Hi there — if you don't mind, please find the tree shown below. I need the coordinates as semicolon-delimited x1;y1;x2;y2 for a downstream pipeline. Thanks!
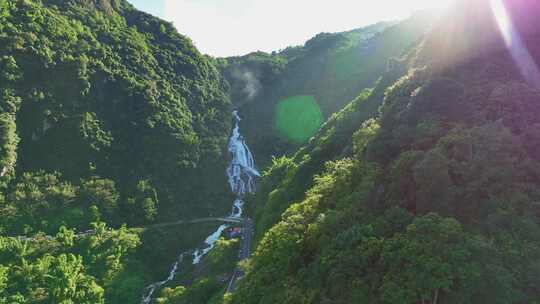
45;254;104;304
80;177;119;217
380;214;482;304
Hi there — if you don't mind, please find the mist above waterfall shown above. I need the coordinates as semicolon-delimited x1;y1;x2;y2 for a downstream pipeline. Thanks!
232;68;262;100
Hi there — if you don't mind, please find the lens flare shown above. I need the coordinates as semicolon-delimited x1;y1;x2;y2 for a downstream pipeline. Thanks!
274;95;323;143
490;0;540;88
490;0;512;45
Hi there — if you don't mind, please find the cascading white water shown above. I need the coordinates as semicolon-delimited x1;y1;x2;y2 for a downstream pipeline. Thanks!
230;199;244;218
141;251;190;304
141;111;259;304
226;110;260;224
192;224;229;264
192;110;260;266
227;111;261;196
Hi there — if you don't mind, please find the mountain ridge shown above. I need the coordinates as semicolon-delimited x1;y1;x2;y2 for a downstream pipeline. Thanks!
229;1;540;303
2;0;540;303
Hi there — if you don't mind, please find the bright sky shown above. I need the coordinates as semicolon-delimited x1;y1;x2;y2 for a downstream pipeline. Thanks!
128;0;454;57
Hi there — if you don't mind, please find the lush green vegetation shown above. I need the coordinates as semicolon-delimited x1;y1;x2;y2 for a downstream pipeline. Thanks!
252;75;402;243
3;0;540;302
0;0;233;302
232;15;540;303
0;0;232;227
0;223;141;303
220;15;434;166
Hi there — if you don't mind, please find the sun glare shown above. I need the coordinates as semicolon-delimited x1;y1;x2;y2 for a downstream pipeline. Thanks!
490;0;540;88
164;0;457;57
490;0;512;45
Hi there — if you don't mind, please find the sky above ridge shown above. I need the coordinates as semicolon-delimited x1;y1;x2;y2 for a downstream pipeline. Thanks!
128;0;454;57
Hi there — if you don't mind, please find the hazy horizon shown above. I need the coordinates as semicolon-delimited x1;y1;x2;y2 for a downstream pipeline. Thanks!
129;0;454;57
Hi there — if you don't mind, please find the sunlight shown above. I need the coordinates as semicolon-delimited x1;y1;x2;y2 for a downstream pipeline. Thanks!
490;0;540;88
164;0;456;57
490;0;512;45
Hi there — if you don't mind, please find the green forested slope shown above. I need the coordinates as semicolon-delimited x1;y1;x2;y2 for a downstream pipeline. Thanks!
220;14;435;166
233;3;540;303
0;0;232;234
3;0;540;303
0;0;232;302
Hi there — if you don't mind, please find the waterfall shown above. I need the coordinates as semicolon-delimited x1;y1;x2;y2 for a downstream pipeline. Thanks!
227;110;261;196
141;251;190;304
230;199;244;218
192;224;230;264
141;110;259;304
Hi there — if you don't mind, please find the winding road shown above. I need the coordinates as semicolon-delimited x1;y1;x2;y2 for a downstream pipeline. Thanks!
226;217;254;292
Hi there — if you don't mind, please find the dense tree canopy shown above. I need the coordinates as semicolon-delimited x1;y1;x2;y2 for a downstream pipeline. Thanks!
2;0;540;303
0;0;233;226
231;5;540;303
0;0;232;302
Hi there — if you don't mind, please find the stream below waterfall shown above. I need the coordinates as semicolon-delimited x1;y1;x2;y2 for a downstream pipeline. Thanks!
141;111;260;304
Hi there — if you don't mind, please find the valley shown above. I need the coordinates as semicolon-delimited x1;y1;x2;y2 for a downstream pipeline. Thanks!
1;0;540;303
142;110;259;303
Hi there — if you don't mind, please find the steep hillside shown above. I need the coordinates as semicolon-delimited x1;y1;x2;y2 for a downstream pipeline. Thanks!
0;1;233;302
0;0;232;234
220;14;435;166
233;1;540;303
4;0;540;303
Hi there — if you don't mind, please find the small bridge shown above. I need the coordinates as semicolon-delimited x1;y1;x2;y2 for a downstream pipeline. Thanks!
145;217;244;229
13;217;245;242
